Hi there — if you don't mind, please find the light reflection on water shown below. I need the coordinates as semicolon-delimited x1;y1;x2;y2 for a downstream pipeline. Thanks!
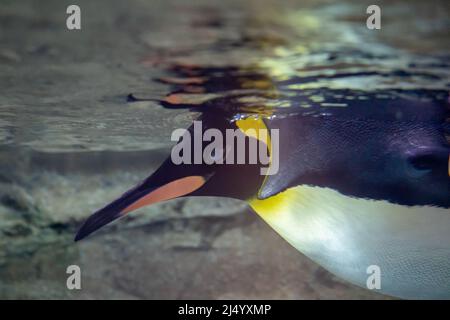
1;1;448;153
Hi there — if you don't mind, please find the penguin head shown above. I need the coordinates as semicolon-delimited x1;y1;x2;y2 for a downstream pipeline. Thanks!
75;113;268;241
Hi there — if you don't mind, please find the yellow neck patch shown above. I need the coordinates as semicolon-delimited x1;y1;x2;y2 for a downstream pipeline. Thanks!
235;116;273;195
235;117;272;154
249;188;294;219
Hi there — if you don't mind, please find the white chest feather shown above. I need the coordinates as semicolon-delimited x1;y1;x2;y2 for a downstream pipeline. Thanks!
250;185;450;299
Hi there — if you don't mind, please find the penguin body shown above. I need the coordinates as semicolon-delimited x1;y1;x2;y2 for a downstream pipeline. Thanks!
75;90;450;299
252;185;450;299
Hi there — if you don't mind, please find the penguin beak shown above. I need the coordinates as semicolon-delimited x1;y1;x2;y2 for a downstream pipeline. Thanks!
74;174;207;241
122;176;206;213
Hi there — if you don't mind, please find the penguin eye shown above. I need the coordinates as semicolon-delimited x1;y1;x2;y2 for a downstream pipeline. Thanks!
204;146;225;164
206;145;232;164
210;148;222;160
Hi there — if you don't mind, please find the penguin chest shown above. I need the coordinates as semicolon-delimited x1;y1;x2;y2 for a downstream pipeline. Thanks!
250;185;450;299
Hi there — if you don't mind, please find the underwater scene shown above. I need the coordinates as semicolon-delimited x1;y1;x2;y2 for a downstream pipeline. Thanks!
0;0;449;299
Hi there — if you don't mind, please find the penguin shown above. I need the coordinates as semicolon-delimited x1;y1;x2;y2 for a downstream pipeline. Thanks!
75;90;450;299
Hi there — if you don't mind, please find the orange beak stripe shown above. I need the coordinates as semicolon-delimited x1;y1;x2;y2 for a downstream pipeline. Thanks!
122;176;206;214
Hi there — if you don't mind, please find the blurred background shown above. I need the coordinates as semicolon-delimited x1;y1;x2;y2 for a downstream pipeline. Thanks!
0;0;448;299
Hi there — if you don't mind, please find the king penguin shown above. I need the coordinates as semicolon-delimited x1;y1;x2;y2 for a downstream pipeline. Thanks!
75;91;450;299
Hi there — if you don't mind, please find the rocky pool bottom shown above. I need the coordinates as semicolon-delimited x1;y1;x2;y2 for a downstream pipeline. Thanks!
0;149;391;299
